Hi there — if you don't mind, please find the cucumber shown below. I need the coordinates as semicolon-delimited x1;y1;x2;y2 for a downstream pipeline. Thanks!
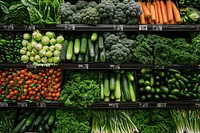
60;40;68;62
100;78;104;100
104;73;110;97
160;86;169;94
13;118;27;133
19;123;27;133
178;79;186;89
168;78;176;84
122;74;131;100
175;81;181;89
126;71;134;81
98;36;104;50
109;73;116;91
121;88;126;102
88;38;95;58
72;50;77;62
150;75;154;87
171;89;180;95
84;48;89;62
111;92;115;100
74;35;80;54
44;124;50;131
100;47;106;62
38;125;45;133
34;116;43;127
175;73;188;83
48;112;55;126
128;80;136;102
66;38;74;60
169;94;179;100
141;69;152;74
77;53;84;62
94;41;99;62
42;111;51;124
25;112;36;127
80;34;87;53
91;32;98;41
28;120;35;132
168;69;181;74
114;73;121;99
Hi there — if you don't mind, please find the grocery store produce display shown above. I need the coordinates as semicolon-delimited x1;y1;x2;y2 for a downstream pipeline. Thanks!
0;68;62;101
13;109;56;133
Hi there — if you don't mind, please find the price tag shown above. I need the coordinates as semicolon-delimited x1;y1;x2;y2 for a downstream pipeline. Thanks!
138;102;149;108
155;65;165;69
24;25;35;30
26;63;36;69
78;64;89;69
139;25;148;31
17;102;28;107
152;25;162;31
196;25;200;31
156;103;167;108
108;103;119;108
109;64;120;69
3;25;14;30
195;103;200;108
113;25;124;31
64;24;75;30
0;102;8;107
36;102;46;108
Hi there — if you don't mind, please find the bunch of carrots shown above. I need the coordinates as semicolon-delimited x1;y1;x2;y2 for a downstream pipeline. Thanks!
0;68;62;102
138;0;182;24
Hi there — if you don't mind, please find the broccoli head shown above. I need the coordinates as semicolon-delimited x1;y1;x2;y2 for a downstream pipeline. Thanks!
61;2;76;24
125;1;142;18
75;0;88;10
88;1;98;8
110;43;131;64
81;7;100;25
104;34;120;50
72;12;82;24
112;3;127;24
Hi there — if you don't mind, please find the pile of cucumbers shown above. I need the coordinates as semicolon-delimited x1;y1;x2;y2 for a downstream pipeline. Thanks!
100;70;136;102
13;109;56;133
61;32;105;63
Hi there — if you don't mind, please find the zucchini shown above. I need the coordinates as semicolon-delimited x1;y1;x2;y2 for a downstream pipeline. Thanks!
44;124;50;131
121;88;126;102
126;71;134;81
100;78;104;100
98;36;104;50
19;123;27;133
88;38;95;58
25;112;36;127
100;47;106;62
168;69;181;74
104;96;110;102
34;115;43;127
48;112;55;126
41;109;48;116
175;73;188;83
74;35;80;54
114;73;121;99
38;125;45;133
28;120;35;132
80;34;87;53
66;38;74;60
72;50;77;62
128;80;136;102
160;86;169;94
84;48;89;62
94;41;99;62
122;74;131;100
109;73;116;91
42;111;51;124
104;73;110;97
111;92;115;100
91;32;98;41
60;40;68;62
150;75;154;87
178;79;186;89
13;118;27;133
77;53;84;62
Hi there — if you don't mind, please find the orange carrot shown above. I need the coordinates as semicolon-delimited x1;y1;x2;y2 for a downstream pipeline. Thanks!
140;2;151;19
150;4;156;21
160;0;168;24
170;13;175;24
147;2;152;24
152;21;155;24
153;1;159;24
147;1;151;9
166;0;173;22
138;2;146;24
164;3;169;23
156;0;163;24
171;1;181;23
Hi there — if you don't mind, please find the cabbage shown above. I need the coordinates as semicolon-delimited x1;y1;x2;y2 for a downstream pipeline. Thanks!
55;43;62;50
31;49;37;56
46;51;53;57
43;46;49;51
35;55;41;62
30;56;35;62
41;36;50;45
21;55;29;63
27;45;33;51
53;57;60;64
41;57;48;63
35;43;42;50
23;33;31;40
56;35;64;44
39;49;46;57
22;47;27;51
49;45;55;52
20;49;26;55
32;30;42;41
48;57;53;63
53;50;60;57
50;38;57;45
22;40;29;47
31;41;38;48
45;32;56;39
26;51;31;56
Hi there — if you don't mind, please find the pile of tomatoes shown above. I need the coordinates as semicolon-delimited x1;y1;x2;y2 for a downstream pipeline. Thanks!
0;68;62;101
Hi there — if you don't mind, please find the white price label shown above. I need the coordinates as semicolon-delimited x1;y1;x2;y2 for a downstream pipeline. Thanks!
0;102;8;107
139;102;149;108
156;103;167;108
3;25;14;30
152;25;162;31
17;102;28;107
36;102;46;108
78;64;89;69
26;64;36;69
108;103;119;108
195;103;200;108
113;25;124;31
64;24;75;30
24;25;35;30
139;25;148;31
109;65;120;69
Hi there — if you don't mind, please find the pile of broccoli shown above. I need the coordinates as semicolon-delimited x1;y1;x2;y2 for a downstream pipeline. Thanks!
60;0;142;25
